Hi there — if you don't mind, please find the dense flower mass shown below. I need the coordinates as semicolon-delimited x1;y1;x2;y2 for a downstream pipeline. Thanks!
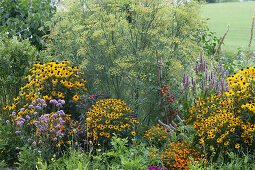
86;99;138;144
3;60;87;148
150;141;203;169
144;124;169;148
187;67;255;159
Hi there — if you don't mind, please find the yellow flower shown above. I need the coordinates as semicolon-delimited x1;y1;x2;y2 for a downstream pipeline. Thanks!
72;94;80;101
131;131;136;136
235;143;240;149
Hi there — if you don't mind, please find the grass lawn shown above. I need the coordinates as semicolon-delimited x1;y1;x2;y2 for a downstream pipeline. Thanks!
201;2;255;52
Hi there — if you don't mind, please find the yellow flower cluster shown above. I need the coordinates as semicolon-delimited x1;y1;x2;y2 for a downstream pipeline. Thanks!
86;99;138;143
144;124;169;147
187;67;255;158
3;60;87;148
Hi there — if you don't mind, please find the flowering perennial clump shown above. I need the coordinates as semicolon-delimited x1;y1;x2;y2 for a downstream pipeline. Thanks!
3;60;87;149
144;124;169;148
86;99;138;145
187;67;255;160
150;141;203;170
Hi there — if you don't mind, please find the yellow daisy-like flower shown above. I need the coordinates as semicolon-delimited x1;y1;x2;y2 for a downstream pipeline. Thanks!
72;94;80;101
131;131;136;136
235;143;240;149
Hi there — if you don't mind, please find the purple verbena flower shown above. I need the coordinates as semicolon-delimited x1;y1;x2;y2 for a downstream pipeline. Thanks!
6;120;10;124
42;104;47;108
20;108;25;112
16;147;19;150
32;141;36;145
34;112;38;115
56;103;62;108
15;131;21;134
12;112;16;116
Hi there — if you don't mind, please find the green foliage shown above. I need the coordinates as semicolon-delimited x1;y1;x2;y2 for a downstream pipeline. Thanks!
45;0;207;124
0;33;38;108
0;119;22;165
0;0;57;50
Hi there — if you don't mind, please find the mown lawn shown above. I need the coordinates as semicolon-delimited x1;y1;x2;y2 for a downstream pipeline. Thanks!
202;2;255;51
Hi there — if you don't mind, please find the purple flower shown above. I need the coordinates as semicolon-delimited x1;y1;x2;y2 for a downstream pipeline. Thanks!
58;99;65;105
34;112;38;115
49;99;57;104
32;141;36;145
52;113;58;118
56;103;63;108
55;124;61;129
39;140;42;143
35;105;41;109
20;108;25;112
54;137;57;141
6;120;10;124
58;118;65;124
33;148;37;151
15;131;21;134
17;121;24;126
16;147;19;150
33;120;39;126
56;130;62;137
26;115;30;120
42;104;47;108
57;110;65;116
12;112;16;116
32;101;36;104
28;105;34;109
51;129;56;132
27;138;32;142
37;98;42;103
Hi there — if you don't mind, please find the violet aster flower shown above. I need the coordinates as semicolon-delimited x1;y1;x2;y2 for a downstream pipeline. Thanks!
56;103;62;108
26;115;30;120
32;141;36;145
17;121;24;126
6;120;10;124
16;147;19;150
56;130;62;136
20;108;25;112
34;111;38;115
28;105;34;109
35;105;41;109
52;113;58;118
58;118;65;124
59;99;65;105
49;99;57;104
42;104;47;108
57;110;65;116
55;124;61;129
33;120;39;126
40;99;45;103
12;112;16;116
